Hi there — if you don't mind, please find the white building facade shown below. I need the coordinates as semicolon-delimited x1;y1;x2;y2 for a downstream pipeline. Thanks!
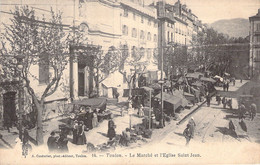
249;9;260;78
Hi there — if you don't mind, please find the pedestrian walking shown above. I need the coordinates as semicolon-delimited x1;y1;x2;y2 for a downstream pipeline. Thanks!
223;80;226;91
188;117;196;138
206;94;211;107
222;97;227;109
227;98;233;110
240;79;243;83
183;124;192;146
216;94;221;105
233;78;235;86
77;121;87;145
226;82;229;91
72;120;79;144
250;103;257;121
47;131;58;153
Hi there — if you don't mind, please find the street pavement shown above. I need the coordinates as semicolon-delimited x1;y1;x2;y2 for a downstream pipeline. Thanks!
1;79;259;164
114;80;260;164
0;103;143;152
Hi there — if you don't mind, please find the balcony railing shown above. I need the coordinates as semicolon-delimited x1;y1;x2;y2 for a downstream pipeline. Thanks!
158;11;175;22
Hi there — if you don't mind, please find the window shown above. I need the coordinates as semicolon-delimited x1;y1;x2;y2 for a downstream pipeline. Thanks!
171;32;173;42
140;47;145;58
257;23;260;31
132;28;137;38
141;16;144;23
153;34;157;42
255;50;260;61
123;9;128;17
120;45;128;70
148;19;151;26
122;25;128;35
133;13;136;20
131;46;137;58
154;22;157;28
39;53;49;84
140;30;145;39
147;32;151;41
147;49;152;59
256;36;260;42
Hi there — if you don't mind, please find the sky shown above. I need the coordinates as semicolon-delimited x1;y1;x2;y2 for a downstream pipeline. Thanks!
149;0;260;24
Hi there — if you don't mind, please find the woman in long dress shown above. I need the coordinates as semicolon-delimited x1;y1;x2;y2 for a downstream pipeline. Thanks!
72;120;79;144
92;110;98;128
77;121;86;145
86;109;93;130
107;119;116;140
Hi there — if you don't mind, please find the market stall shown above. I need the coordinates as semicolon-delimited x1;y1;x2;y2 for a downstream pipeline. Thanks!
155;92;182;116
71;97;111;122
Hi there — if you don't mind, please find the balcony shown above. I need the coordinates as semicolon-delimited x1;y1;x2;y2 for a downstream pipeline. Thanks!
158;11;175;23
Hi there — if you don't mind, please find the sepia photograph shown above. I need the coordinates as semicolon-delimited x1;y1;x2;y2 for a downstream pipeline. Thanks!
0;0;260;164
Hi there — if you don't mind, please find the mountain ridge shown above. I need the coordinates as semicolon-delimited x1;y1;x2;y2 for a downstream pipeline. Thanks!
209;18;249;38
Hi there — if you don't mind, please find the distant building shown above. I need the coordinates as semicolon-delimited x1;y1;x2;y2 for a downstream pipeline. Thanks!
78;0;159;98
154;0;204;77
249;9;260;78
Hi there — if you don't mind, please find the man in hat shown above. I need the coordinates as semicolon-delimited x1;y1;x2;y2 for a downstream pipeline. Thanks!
183;124;192;146
47;131;58;152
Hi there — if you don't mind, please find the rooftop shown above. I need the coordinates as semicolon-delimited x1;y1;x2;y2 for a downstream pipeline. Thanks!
249;9;260;20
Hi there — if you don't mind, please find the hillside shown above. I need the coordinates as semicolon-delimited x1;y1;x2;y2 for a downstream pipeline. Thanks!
210;18;249;38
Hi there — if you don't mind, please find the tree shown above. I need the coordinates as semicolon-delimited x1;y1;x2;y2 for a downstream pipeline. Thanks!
1;6;69;145
93;45;126;96
190;27;250;78
119;45;147;99
189;28;232;74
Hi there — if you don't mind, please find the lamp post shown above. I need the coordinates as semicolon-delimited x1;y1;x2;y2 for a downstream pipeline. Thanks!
158;79;164;128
